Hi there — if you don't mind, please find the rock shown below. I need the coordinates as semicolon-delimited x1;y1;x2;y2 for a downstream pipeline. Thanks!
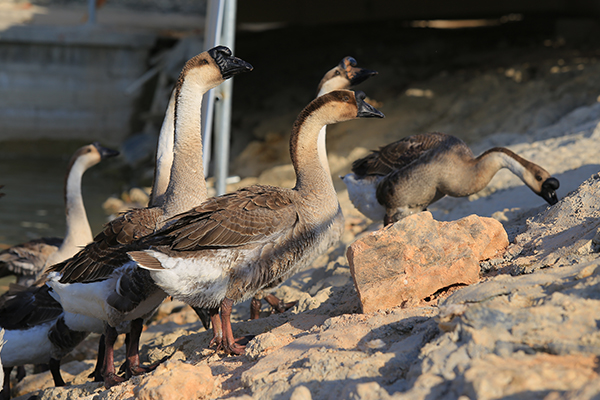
499;171;600;274
133;360;216;400
290;385;313;400
347;212;508;313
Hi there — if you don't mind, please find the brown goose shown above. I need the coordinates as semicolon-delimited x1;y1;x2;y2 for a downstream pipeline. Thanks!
341;132;560;225
250;56;377;319
0;143;119;287
45;46;252;387
119;90;384;355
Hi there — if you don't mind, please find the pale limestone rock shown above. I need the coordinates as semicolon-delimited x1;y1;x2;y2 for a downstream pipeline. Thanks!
133;360;215;400
347;212;508;313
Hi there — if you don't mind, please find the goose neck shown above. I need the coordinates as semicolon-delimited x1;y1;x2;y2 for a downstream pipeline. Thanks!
149;89;176;208
470;149;525;192
61;158;93;251
161;79;209;218
291;114;337;207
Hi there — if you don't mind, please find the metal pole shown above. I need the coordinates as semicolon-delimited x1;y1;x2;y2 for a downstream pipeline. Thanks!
201;0;224;177
214;0;237;195
86;0;97;25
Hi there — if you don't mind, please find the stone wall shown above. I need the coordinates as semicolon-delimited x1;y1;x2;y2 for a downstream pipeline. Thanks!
0;25;155;145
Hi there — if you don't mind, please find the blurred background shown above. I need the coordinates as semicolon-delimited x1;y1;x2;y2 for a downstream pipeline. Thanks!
1;0;599;251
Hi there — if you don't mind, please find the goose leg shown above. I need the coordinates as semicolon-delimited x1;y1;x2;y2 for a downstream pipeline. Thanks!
263;294;297;314
88;334;106;382
1;367;11;400
208;307;222;348
49;358;66;387
250;297;262;320
15;366;26;382
102;325;125;388
124;319;165;378
250;293;296;320
219;298;251;355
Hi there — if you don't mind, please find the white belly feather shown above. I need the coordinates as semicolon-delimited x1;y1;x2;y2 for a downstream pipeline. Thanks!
342;173;386;221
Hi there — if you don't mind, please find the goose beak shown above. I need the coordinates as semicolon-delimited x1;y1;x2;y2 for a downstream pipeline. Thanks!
540;177;560;205
355;91;384;119
208;45;253;80
348;68;378;86
93;142;120;159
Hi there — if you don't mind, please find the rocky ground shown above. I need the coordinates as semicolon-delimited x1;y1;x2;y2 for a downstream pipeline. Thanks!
4;17;600;400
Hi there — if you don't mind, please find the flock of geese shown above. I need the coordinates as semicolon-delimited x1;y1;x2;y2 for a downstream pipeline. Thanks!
0;45;559;396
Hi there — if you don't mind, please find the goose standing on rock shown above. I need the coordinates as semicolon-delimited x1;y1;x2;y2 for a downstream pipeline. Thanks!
341;132;560;225
114;90;385;355
0;143;119;286
249;56;377;319
46;46;252;387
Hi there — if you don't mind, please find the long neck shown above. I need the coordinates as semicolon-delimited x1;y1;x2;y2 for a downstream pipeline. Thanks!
149;89;176;207
316;87;331;177
161;78;209;219
463;149;526;195
49;159;94;265
291;114;338;217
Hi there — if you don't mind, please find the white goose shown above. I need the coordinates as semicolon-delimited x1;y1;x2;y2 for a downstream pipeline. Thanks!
0;143;119;286
341;132;560;224
118;90;384;355
0;143;118;399
250;56;378;319
46;46;252;387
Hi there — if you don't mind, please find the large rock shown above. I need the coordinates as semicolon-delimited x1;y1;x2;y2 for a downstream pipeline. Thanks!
133;360;216;400
347;212;508;313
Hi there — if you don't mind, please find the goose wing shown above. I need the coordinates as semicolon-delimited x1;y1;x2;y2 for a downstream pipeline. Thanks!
0;237;62;278
352;132;450;177
45;207;163;284
139;185;297;252
0;284;63;330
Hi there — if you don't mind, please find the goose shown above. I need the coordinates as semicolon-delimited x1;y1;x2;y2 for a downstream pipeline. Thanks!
341;132;560;225
0;143;119;286
45;46;252;387
109;90;384;355
249;56;377;319
0;284;105;399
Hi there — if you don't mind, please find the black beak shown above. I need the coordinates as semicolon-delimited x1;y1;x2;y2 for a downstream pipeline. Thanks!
540;177;560;205
93;142;120;159
340;56;378;86
355;91;384;119
349;68;378;86
208;45;253;80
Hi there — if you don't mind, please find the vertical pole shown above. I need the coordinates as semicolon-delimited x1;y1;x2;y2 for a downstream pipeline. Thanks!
201;0;224;177
87;0;97;25
213;0;237;195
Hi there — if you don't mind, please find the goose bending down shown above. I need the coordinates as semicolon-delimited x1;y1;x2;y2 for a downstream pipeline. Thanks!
46;46;252;387
341;132;560;225
105;90;385;356
0;143;119;286
249;56;377;319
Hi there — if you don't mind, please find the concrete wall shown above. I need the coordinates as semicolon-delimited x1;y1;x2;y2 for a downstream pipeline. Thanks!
0;25;156;145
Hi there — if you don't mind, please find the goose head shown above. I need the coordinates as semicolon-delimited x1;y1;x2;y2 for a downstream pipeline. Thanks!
176;46;253;94
68;143;119;172
303;90;384;126
317;56;378;95
522;164;560;205
207;45;253;80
